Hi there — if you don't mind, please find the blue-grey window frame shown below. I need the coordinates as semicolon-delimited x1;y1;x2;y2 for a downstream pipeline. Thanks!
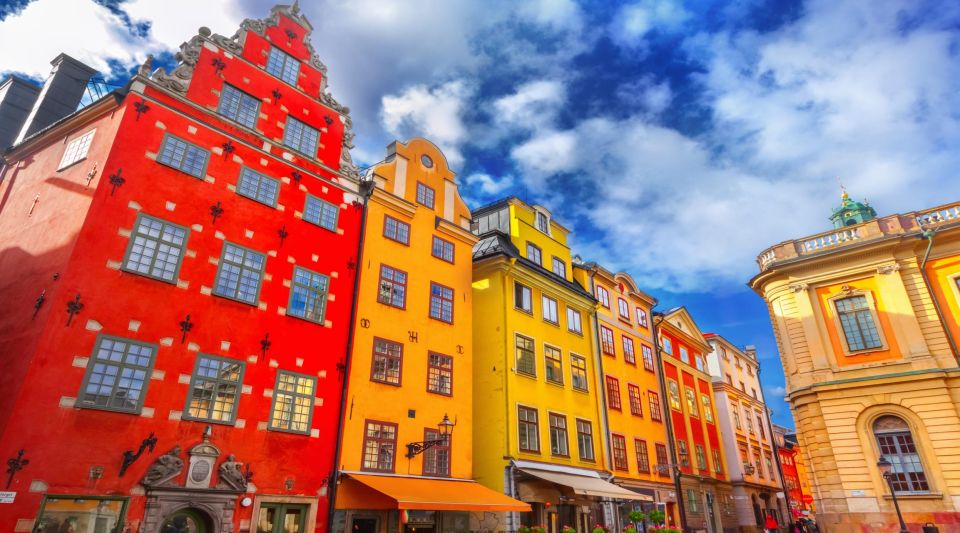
303;194;339;232
236;166;281;207
213;241;267;305
77;334;158;414
268;370;317;435
156;133;210;179
286;266;330;324
182;354;246;425
218;83;261;129
121;213;190;284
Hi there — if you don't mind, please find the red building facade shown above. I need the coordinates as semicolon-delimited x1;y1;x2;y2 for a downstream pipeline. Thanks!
0;5;361;533
655;308;736;532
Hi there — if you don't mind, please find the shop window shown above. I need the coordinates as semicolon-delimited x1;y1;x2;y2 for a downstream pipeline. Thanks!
35;496;127;533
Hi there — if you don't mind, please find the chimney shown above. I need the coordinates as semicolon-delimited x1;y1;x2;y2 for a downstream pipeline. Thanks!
14;53;97;145
0;76;41;152
744;345;758;360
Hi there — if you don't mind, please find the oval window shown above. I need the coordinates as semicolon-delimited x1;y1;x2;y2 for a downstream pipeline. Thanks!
421;154;434;168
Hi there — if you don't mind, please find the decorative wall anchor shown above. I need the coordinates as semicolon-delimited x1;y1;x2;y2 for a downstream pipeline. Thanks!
109;168;126;195
351;199;363;210
346;257;356;272
211;57;226;75
133;99;150;121
408;331;418;343
291;171;302;183
278;225;289;247
336;361;346;377
359;318;370;328
85;162;99;187
221;141;235;157
456;345;464;354
323;115;333;126
272;88;282;101
66;293;84;326
119;432;157;477
33;290;46;319
179;314;194;344
5;449;28;489
210;201;224;224
260;333;271;360
284;28;297;43
88;465;104;480
28;194;39;216
52;272;60;281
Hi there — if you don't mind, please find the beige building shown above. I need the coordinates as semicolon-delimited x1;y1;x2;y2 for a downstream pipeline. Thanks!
705;335;784;531
750;195;960;531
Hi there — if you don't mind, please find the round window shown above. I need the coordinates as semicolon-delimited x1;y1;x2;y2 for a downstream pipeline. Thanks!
421;154;434;168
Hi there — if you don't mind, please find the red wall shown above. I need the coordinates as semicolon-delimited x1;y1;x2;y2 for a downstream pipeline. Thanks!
0;11;359;533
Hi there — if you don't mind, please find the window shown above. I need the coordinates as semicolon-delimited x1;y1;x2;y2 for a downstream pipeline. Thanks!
303;194;339;231
655;443;669;474
36;497;126;533
596;286;610;307
679;346;690;364
576;419;595;460
218;84;259;128
516;334;536;376
59;130;95;169
667;380;681;410
283;116;319;157
685;388;699;417
571;354;588;391
549;413;569;456
567;308;583;334
535;211;549;233
429;282;454;323
266;46;300;85
544;345;563;384
757;414;766;438
427;353;452;395
514;282;533;313
678;440;690;467
642;345;655;371
185;355;244;423
696;444;707;470
237;167;280;207
622;336;636;364
726;373;733;385
836;295;883;351
526;242;542;265
637;307;648;328
635;439;651;473
157;134;208;178
687;489;699;512
518;406;540;452
362;420;397;472
214;242;266;305
122;213;188;283
269;371;316;434
732;405;742;429
287;266;330;323
746;407;754;432
552;257;566;277
432;236;454;262
752;388;758;399
662;337;673;354
754;451;764;478
533;296;557;326
471;208;509;233
609;434;628;470
701;394;714;423
423;428;450;477
648;391;663;421
628;384;643;416
712;448;723;474
371;338;402;385
740;381;746;392
618;298;630;320
874;415;929;493
377;265;407;308
416;182;435;208
748;365;755;376
78;335;155;413
694;355;705;371
765;454;774;480
606;376;622;410
600;326;616;356
384;215;410;245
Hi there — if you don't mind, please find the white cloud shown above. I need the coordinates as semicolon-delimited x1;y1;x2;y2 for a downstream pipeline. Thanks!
465;173;514;196
611;0;691;47
616;76;673;115
493;80;566;131
381;80;472;167
517;0;583;31
765;385;787;399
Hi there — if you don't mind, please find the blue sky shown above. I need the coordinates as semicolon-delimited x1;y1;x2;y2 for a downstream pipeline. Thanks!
3;0;959;428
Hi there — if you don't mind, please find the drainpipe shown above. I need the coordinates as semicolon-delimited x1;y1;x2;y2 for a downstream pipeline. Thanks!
758;367;791;530
652;313;687;532
326;177;374;533
918;228;960;362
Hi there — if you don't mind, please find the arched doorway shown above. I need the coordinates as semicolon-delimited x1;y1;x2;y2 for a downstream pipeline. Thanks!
160;508;212;533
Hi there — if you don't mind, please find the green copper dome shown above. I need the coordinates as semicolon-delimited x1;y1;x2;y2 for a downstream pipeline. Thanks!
830;191;877;228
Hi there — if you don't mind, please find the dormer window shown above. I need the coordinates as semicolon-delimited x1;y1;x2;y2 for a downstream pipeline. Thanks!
266;46;300;86
535;211;549;233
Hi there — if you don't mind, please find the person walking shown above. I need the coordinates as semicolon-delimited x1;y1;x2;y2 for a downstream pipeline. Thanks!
764;514;779;533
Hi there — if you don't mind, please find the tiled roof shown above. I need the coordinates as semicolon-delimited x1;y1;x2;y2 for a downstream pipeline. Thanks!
472;231;593;300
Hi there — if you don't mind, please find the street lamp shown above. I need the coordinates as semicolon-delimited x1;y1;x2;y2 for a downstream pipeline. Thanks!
877;456;909;533
405;414;456;458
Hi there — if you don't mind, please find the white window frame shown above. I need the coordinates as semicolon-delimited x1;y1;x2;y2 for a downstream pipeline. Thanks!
58;129;95;170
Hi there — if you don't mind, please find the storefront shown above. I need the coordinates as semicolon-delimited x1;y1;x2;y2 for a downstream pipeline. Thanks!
333;473;530;533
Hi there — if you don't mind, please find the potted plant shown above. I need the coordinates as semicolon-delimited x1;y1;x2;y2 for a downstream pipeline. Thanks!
646;510;665;527
628;510;646;532
562;526;576;533
518;526;531;533
531;526;546;533
592;524;608;533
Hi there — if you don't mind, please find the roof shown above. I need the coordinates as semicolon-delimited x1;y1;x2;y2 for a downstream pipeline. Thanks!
3;90;125;158
472;196;517;216
472;230;593;299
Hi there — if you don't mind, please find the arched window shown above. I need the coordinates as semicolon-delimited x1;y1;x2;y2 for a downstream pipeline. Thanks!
874;415;929;493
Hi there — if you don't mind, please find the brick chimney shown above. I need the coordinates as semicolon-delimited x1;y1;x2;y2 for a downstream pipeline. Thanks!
14;54;97;145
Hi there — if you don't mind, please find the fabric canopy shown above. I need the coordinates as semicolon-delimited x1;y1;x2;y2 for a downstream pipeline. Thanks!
518;468;653;501
337;473;531;512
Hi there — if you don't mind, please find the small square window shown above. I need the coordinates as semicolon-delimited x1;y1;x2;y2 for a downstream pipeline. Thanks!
213;242;266;305
283;116;320;157
526;243;542;265
185;354;244;424
287;266;330;324
58;130;95;169
429;282;454;323
551;256;566;277
236;167;280;207
122;213;189;283
266;46;300;85
377;265;407;308
78;335;156;413
383;215;411;245
416;182;435;208
432;236;454;262
371;338;403;385
304;195;339;231
157;134;209;178
514;282;532;313
218;84;260;128
544;345;563;385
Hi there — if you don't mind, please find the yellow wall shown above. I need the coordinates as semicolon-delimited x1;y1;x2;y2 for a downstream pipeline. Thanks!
339;139;477;480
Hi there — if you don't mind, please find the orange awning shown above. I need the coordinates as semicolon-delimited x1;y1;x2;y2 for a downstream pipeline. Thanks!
336;473;531;512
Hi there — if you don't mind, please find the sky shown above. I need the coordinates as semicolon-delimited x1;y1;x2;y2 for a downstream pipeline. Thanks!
2;0;959;428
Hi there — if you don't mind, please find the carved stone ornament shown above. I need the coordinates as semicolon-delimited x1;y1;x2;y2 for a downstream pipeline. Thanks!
840;284;855;293
141;446;184;487
877;263;901;275
217;454;248;491
789;283;809;293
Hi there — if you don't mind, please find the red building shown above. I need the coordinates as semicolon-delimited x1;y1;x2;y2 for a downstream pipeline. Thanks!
774;426;813;520
655;308;736;532
0;4;361;532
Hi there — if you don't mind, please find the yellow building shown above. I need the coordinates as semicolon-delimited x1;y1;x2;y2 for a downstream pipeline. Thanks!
471;198;646;533
572;262;675;524
750;195;960;531
333;140;526;533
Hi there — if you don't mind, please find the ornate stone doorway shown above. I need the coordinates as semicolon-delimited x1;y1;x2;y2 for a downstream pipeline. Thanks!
161;508;212;533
